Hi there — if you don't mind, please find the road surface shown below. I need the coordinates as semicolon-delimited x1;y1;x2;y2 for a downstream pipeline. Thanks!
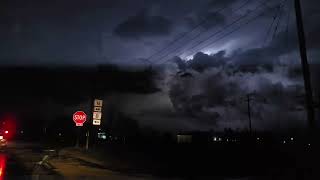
3;142;180;180
2;142;61;180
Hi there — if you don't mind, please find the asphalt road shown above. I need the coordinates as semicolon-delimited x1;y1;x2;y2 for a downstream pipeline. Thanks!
1;142;61;180
3;142;172;180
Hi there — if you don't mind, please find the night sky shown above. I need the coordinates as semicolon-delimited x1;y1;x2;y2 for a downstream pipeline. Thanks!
0;0;319;132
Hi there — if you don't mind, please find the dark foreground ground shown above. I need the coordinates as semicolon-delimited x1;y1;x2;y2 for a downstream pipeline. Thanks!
83;141;318;179
0;150;29;179
3;140;320;179
1;143;60;180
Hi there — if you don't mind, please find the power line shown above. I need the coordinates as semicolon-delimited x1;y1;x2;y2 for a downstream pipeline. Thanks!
183;0;287;61
169;0;274;62
263;0;288;46
160;0;286;64
263;5;282;47
145;0;250;62
149;0;255;64
271;2;286;40
285;0;293;53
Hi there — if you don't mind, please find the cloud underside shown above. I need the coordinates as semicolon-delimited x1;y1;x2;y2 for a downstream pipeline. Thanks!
116;32;320;132
113;9;172;39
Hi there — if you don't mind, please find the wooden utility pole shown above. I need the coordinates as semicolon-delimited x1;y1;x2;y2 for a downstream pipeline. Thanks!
85;131;90;150
247;94;252;134
294;0;315;130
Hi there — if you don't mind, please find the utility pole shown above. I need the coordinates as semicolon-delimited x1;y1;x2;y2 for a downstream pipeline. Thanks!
294;0;315;130
85;131;90;150
226;94;260;134
246;94;252;134
241;93;266;134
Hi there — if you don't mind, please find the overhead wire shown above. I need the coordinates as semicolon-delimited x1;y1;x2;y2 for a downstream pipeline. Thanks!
285;0;293;53
149;0;255;64
160;0;287;64
166;0;274;62
145;0;251;62
263;5;283;47
271;1;287;40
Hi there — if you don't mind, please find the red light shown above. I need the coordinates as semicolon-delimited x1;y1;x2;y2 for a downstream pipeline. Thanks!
4;131;8;134
0;154;6;180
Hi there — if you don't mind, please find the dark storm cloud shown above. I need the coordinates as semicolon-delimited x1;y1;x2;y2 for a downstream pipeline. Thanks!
0;0;317;66
229;29;299;66
166;27;297;72
0;0;319;132
113;9;173;39
169;56;187;71
202;12;226;28
185;11;226;29
303;8;320;49
208;0;237;8
231;48;279;66
307;24;320;49
301;0;320;48
183;0;241;30
109;0;318;131
181;27;299;68
116;20;318;132
188;51;229;71
163;56;307;131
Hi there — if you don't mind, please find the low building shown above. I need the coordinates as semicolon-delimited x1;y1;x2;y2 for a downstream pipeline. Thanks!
177;134;192;144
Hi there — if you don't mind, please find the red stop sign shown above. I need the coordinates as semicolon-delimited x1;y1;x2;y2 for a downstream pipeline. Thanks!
73;111;87;126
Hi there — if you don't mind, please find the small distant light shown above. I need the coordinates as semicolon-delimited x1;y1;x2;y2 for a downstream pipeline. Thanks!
4;131;8;134
99;128;101;131
226;139;229;142
20;131;24;134
308;143;311;146
0;136;3;140
290;137;294;141
218;138;222;141
257;137;260;140
213;137;217;141
283;140;286;144
58;133;62;136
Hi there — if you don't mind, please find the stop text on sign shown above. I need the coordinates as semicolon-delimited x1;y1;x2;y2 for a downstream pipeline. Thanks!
74;114;86;120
